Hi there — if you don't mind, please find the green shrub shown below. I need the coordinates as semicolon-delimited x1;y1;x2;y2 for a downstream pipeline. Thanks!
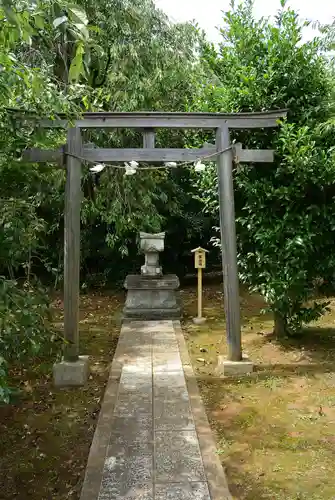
0;278;57;402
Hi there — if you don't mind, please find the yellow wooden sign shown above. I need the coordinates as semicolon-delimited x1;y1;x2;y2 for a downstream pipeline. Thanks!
191;247;209;324
191;247;208;269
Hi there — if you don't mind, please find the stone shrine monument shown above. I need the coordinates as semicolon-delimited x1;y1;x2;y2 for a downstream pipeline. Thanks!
123;232;180;319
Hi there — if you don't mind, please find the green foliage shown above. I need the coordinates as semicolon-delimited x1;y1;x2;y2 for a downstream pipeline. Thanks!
0;278;56;403
5;0;335;407
236;123;334;333
0;0;81;401
0;279;53;360
54;0;210;281
200;0;333;124
0;0;208;286
0;0;210;401
0;356;11;404
76;0;203;109
0;198;46;278
195;0;335;335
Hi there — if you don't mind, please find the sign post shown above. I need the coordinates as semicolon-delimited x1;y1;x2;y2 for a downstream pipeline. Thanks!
192;247;208;325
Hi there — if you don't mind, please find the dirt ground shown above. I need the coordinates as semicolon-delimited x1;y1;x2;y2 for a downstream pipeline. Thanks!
182;284;335;500
1;284;335;499
0;292;124;500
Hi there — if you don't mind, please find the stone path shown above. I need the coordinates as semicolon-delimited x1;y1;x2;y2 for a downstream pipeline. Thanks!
80;320;231;500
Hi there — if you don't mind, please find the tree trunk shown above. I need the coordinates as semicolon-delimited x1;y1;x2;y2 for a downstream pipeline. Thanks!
273;312;288;337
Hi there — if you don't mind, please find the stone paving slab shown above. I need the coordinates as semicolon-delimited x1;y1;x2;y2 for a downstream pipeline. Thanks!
153;332;178;351
154;389;194;431
109;415;152;448
153;372;187;391
155;430;206;482
100;442;152;495
155;482;211;500
114;392;152;417
153;351;183;373
80;320;232;500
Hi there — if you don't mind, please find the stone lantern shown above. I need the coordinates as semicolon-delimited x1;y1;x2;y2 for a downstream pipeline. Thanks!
123;232;180;320
140;232;165;277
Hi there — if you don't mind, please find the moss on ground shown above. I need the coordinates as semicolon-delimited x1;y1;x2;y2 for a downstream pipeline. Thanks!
182;283;335;500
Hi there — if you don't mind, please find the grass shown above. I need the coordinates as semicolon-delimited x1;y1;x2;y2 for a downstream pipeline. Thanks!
181;283;335;500
0;291;124;500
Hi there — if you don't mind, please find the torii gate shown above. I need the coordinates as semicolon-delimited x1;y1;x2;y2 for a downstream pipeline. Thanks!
23;110;286;385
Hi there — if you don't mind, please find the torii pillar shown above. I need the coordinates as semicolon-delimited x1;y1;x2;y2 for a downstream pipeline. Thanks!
215;128;254;376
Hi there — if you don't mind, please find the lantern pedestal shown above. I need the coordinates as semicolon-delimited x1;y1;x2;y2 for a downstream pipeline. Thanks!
123;232;180;320
123;274;180;320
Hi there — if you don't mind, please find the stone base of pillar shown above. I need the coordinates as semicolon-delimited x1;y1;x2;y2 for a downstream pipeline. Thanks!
123;274;180;320
53;355;89;387
216;355;253;377
193;317;206;325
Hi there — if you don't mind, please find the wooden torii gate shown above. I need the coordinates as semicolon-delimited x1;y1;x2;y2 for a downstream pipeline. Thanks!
24;110;286;385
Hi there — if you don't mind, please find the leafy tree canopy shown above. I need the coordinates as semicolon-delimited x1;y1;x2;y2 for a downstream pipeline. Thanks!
194;0;335;335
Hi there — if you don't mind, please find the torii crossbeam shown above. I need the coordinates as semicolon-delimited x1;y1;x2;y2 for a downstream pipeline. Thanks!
22;110;287;384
